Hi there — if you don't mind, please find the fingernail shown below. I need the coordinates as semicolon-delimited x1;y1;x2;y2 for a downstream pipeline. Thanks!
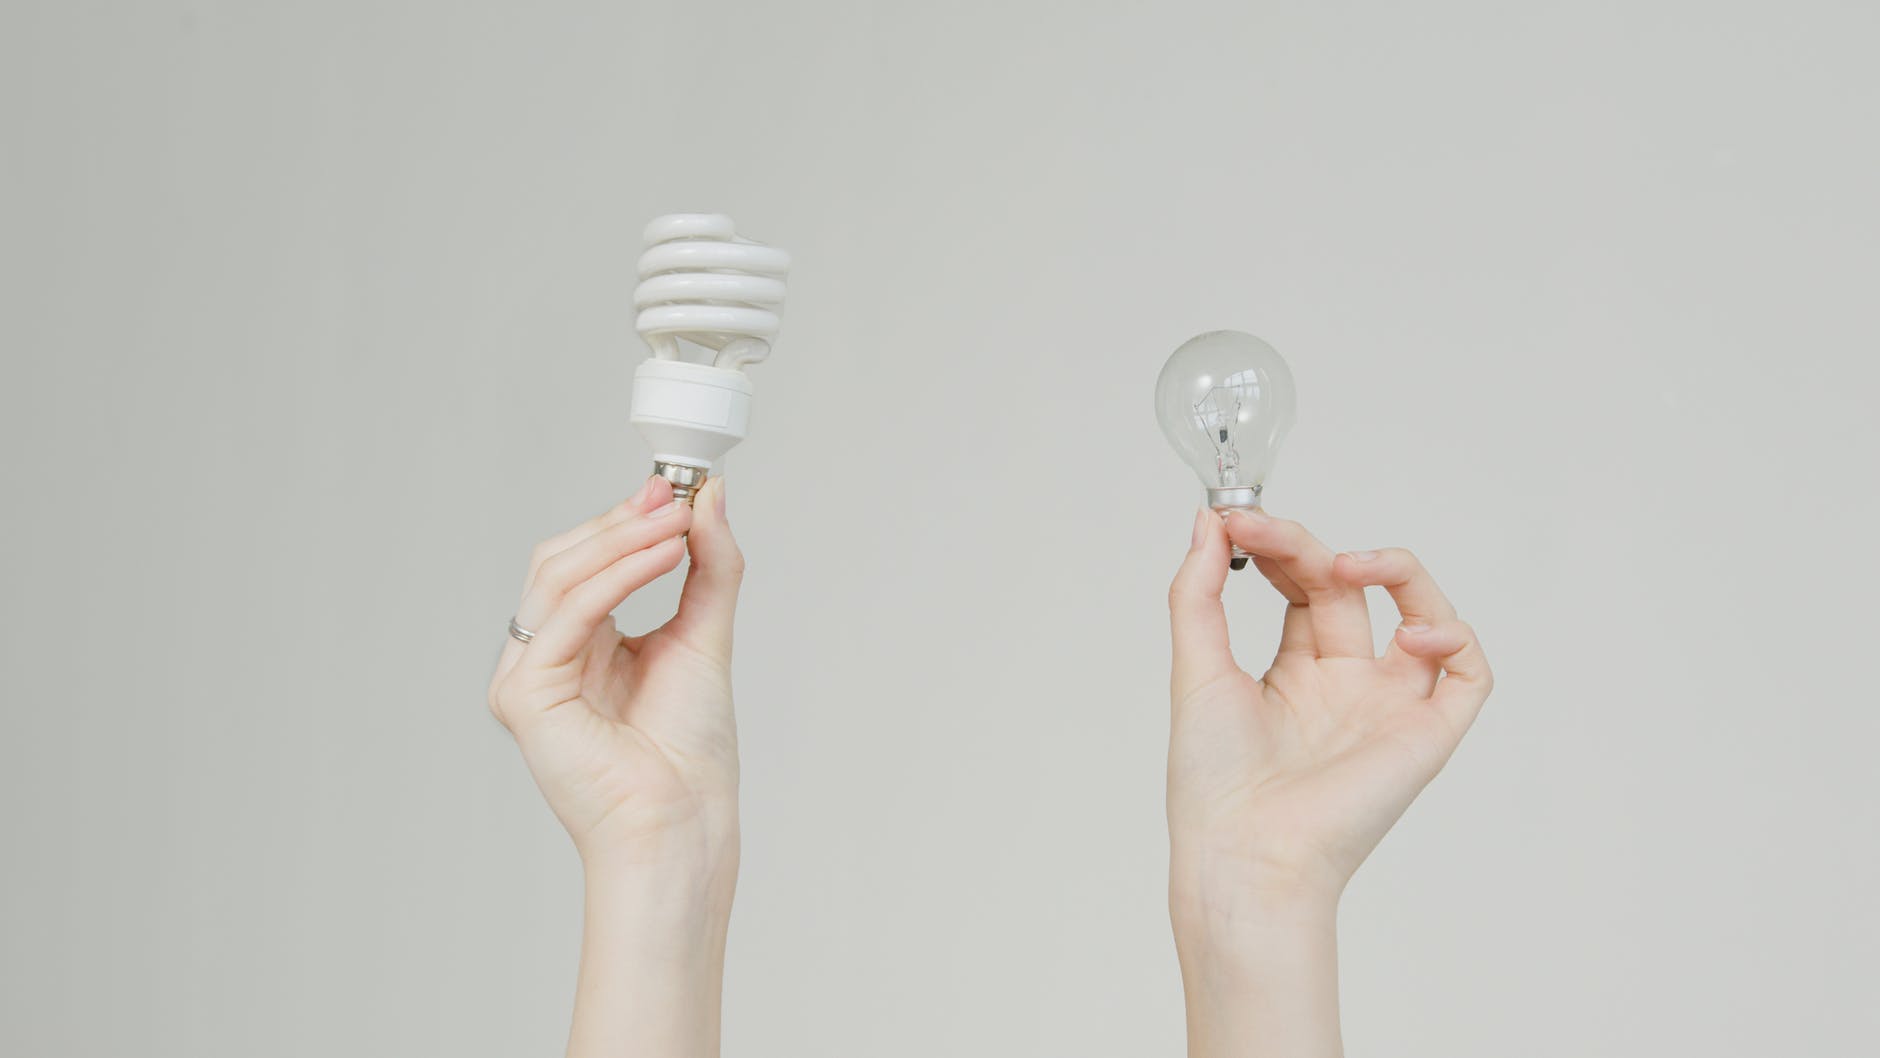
630;477;654;505
1399;622;1430;635
715;478;728;519
1190;508;1208;548
647;500;683;519
1347;550;1378;562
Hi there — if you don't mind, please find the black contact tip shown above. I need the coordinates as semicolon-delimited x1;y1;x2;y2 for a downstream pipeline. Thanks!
1229;556;1250;571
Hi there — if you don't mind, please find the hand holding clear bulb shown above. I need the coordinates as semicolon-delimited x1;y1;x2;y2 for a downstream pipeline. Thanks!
1155;330;1297;570
1157;330;1493;1058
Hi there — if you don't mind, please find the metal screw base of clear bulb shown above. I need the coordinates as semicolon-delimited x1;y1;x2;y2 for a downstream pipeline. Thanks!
1208;485;1263;571
652;460;709;506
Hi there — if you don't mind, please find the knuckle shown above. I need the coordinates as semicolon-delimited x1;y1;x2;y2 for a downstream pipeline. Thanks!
1168;582;1206;610
536;550;583;590
532;562;565;594
1259;516;1302;543
486;686;515;730
597;519;639;550
1276;521;1319;552
1448;622;1485;662
531;559;567;595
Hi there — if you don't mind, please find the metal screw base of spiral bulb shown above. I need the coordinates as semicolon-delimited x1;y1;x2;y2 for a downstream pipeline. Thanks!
1208;485;1264;571
652;461;710;506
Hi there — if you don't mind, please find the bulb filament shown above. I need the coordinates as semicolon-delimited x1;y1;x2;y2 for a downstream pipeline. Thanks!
1192;387;1245;487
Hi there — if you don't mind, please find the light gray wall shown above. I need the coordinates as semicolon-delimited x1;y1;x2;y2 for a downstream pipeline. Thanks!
4;2;1876;1055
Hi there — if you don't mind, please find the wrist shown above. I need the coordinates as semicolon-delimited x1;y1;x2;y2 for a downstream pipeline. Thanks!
1172;892;1339;975
583;842;738;928
1165;830;1346;905
569;860;734;1058
1169;839;1344;938
1172;890;1344;1058
578;805;739;895
1171;881;1338;961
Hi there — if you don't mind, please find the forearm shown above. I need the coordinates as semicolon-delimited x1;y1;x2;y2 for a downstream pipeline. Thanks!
1173;886;1343;1058
567;866;734;1058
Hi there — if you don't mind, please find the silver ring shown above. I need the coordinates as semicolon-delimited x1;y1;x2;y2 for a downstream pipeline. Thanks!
507;617;536;644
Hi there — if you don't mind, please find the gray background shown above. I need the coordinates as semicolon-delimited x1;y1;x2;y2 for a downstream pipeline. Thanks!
4;1;1877;1055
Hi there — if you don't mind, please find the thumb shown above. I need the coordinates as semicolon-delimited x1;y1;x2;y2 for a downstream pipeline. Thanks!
1169;508;1236;697
673;475;745;660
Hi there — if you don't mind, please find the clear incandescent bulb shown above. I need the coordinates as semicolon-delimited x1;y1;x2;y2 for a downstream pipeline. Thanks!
1154;330;1297;569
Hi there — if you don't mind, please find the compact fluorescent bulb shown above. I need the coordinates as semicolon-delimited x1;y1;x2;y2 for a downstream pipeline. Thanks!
628;213;790;503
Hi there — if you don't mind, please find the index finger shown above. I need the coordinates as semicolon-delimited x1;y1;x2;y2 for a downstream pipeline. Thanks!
517;476;661;596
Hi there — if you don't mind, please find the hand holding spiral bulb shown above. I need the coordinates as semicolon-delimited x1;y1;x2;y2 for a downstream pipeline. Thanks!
628;214;791;503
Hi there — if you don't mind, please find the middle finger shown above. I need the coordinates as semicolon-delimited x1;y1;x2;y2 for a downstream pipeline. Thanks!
1225;510;1374;658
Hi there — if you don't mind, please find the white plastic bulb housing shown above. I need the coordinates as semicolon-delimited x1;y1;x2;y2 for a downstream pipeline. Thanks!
1155;330;1296;566
627;213;789;503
